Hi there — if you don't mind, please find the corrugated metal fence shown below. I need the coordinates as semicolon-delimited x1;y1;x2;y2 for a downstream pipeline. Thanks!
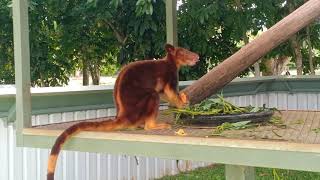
1;92;319;180
0;107;208;180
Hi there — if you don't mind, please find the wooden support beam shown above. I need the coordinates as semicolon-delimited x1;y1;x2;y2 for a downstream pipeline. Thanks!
13;0;31;145
166;0;178;46
182;0;320;105
22;128;320;172
225;165;255;180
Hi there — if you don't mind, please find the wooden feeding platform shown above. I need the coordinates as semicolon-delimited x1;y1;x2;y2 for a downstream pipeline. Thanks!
22;109;320;175
30;110;320;144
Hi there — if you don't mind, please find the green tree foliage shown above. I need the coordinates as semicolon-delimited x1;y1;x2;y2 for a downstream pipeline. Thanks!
0;0;14;84
1;0;320;86
28;0;78;86
255;0;320;75
0;0;78;86
58;0;167;84
177;0;240;80
1;0;168;86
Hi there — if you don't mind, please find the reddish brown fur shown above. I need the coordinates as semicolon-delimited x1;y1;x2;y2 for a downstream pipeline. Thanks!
47;44;199;180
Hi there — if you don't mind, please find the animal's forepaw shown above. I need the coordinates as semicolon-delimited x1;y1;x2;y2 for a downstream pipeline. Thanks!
179;92;189;105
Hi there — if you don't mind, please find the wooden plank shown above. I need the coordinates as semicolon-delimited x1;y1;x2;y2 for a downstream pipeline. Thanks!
315;112;320;144
281;111;299;140
289;111;309;142
22;128;320;153
305;111;320;144
31;110;315;141
21;128;320;172
297;111;315;143
265;111;289;140
317;94;320;110
278;111;290;137
19;111;320;178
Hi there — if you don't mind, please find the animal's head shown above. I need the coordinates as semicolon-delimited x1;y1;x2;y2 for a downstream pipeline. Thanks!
165;44;199;67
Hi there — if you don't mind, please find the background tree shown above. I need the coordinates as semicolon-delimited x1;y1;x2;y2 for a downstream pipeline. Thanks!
28;0;77;86
57;0;167;85
177;0;240;80
1;0;320;86
261;0;320;75
0;0;14;84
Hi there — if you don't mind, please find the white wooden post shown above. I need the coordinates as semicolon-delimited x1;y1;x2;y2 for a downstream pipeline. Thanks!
166;0;178;46
12;0;31;145
226;165;255;180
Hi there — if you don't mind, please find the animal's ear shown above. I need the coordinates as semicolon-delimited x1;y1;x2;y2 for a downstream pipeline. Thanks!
165;44;175;53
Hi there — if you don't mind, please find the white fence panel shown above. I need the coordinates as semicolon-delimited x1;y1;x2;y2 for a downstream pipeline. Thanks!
1;107;208;180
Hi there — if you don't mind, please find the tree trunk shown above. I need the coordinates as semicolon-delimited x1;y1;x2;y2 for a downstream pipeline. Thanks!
82;59;89;86
253;62;260;77
305;0;315;75
306;26;315;75
89;64;100;85
236;0;260;77
290;35;303;75
288;0;303;75
262;56;290;76
182;0;320;105
243;31;260;77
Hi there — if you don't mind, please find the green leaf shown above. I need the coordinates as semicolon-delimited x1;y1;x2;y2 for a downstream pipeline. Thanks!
53;20;58;31
139;24;146;36
312;128;320;134
231;120;252;129
136;0;144;6
250;106;260;113
150;21;157;31
149;4;153;15
199;15;204;24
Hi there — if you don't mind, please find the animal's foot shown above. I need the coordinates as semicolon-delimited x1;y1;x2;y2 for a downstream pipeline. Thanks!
144;123;172;130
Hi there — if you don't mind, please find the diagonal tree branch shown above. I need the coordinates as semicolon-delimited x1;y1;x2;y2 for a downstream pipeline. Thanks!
182;0;320;105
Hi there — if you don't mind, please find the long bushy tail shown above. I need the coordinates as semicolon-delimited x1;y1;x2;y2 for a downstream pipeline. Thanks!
47;119;123;180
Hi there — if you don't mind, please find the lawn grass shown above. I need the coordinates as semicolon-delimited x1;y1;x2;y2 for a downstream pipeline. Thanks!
157;164;320;180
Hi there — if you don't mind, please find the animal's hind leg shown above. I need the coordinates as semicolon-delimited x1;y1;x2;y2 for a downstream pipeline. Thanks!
143;93;171;130
144;115;171;130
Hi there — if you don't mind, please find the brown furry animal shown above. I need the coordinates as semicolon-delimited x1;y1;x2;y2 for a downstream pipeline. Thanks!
47;44;199;180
